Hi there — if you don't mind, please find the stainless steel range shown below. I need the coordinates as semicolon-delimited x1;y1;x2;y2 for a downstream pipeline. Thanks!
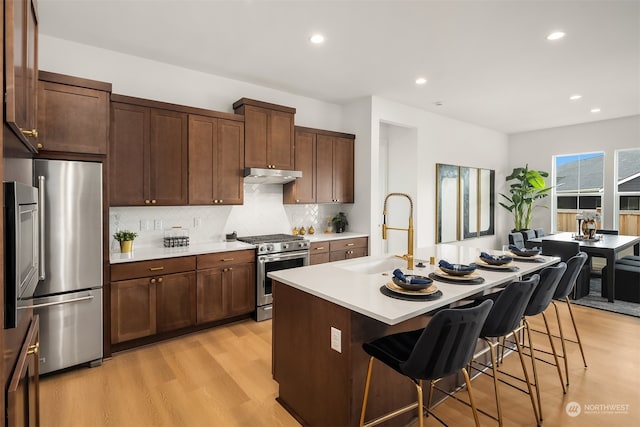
237;234;310;321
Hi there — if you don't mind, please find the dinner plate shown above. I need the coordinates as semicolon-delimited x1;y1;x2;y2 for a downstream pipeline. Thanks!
428;270;485;285
385;281;439;296
475;258;519;271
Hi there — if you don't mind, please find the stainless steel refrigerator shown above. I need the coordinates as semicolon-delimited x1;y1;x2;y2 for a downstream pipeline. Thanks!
31;159;103;374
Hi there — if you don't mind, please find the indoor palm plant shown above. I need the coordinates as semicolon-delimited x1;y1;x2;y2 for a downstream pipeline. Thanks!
113;230;138;253
499;165;551;231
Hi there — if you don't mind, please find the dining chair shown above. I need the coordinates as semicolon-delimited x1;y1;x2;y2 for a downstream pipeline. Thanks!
359;300;493;427
595;229;618;235
509;232;525;248
534;228;545;238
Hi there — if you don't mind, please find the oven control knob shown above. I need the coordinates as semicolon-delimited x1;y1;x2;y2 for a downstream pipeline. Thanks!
298;242;306;248
282;243;289;250
266;244;274;252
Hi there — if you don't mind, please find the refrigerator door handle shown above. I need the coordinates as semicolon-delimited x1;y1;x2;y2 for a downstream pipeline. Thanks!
37;175;46;281
18;295;94;310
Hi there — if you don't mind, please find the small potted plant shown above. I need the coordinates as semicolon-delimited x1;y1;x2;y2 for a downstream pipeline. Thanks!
113;230;138;253
332;212;348;233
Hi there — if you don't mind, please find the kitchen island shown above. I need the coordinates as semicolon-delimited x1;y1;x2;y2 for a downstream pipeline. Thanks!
269;244;559;427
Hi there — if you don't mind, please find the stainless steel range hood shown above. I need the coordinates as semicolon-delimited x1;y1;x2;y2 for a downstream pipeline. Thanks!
243;167;302;184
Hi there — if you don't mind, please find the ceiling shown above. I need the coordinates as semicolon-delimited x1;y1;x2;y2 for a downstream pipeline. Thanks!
38;0;640;134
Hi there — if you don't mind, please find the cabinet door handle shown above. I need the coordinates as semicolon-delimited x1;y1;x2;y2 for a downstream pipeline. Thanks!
346;243;355;247
27;343;39;355
149;266;164;271
145;200;151;204
315;247;325;250
150;278;157;284
223;267;234;272
21;128;39;138
37;143;43;149
151;200;157;204
221;258;234;262
157;277;163;283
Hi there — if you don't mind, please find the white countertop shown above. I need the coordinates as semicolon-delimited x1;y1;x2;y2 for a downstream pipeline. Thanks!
268;244;559;325
110;241;256;264
302;232;369;242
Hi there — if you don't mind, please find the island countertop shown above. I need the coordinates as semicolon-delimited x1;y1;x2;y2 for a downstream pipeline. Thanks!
268;244;559;325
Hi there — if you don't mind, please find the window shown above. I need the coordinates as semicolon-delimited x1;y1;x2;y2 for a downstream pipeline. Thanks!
616;148;640;235
554;152;604;232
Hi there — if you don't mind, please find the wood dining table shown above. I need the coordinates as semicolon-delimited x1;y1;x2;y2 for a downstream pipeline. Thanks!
527;232;640;302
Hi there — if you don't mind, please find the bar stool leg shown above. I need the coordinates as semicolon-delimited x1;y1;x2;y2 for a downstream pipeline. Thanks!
542;312;567;393
565;296;588;367
524;319;544;422
512;330;540;425
552;301;570;387
461;367;481;427
359;357;374;427
414;380;424;427
485;340;503;426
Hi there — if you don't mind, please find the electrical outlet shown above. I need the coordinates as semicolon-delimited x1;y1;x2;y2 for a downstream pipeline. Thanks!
154;219;163;230
140;219;150;231
194;217;202;228
330;327;342;353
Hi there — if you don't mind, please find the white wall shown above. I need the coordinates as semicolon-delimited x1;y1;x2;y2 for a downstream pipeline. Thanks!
508;115;640;232
345;96;511;256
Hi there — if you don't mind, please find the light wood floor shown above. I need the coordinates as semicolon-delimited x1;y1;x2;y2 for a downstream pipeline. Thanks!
40;303;640;427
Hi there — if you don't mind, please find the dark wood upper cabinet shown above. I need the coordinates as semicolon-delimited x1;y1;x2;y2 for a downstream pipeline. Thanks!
283;127;316;204
36;71;111;155
291;127;355;204
188;115;244;205
233;98;295;170
4;0;39;153
109;95;188;206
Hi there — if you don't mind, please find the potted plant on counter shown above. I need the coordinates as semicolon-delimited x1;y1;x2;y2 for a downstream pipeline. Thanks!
113;230;138;253
499;165;551;232
332;212;349;233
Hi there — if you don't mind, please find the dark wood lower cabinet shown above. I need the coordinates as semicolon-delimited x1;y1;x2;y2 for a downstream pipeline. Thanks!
7;315;40;427
111;272;196;344
197;263;255;324
110;251;255;350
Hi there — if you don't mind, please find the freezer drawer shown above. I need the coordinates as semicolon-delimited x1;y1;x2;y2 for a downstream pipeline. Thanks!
28;289;103;374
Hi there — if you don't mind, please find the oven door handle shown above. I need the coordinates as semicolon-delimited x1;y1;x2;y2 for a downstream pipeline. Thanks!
258;251;310;263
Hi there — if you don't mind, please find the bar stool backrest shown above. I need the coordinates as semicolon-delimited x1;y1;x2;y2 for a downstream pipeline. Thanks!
510;232;525;248
554;252;588;299
400;300;493;380
482;275;540;338
524;263;567;317
541;240;579;262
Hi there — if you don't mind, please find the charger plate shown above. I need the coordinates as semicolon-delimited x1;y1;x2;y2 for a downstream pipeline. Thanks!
508;253;546;263
475;258;520;272
380;284;443;301
386;281;439;296
429;269;485;284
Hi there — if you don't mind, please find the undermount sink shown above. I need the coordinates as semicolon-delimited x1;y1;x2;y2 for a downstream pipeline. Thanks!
337;256;408;275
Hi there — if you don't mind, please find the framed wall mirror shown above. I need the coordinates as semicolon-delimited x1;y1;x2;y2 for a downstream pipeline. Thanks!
436;164;495;243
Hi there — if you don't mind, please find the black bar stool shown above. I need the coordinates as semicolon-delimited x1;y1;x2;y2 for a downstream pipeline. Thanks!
508;262;567;423
469;276;541;426
359;300;493;427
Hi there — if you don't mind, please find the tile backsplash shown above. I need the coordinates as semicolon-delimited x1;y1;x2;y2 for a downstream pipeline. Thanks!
109;184;351;251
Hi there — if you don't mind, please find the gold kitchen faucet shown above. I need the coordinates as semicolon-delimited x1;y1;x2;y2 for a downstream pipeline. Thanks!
382;192;414;270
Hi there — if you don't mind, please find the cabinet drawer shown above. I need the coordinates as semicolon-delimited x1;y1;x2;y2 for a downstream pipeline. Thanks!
111;256;196;281
197;250;255;270
310;242;329;254
329;237;368;252
329;247;368;262
310;252;330;265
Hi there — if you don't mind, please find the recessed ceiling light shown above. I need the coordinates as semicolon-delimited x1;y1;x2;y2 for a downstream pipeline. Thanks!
569;94;582;101
309;34;324;44
547;31;566;41
590;108;601;113
415;77;427;85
